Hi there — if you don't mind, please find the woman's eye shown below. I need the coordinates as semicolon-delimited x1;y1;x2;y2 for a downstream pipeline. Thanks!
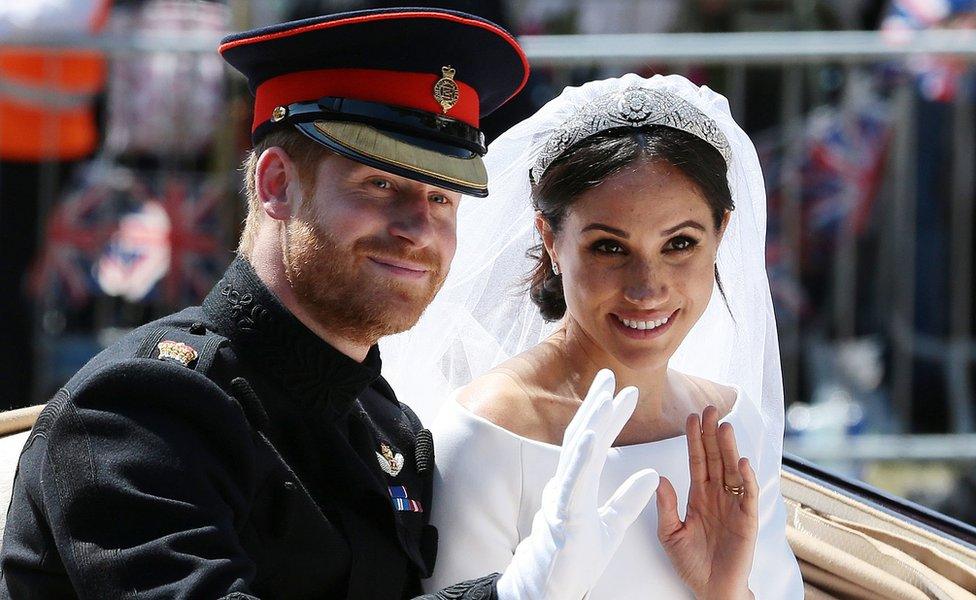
592;240;626;255
666;236;698;252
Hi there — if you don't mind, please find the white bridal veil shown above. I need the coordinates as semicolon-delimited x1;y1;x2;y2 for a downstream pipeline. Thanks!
380;73;785;460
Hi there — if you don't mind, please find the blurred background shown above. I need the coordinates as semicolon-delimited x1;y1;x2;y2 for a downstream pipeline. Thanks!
2;0;975;525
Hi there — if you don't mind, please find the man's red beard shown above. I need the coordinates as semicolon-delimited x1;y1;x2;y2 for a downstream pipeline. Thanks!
283;218;446;347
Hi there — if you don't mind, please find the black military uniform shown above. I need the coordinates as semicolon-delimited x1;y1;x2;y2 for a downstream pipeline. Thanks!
0;8;528;599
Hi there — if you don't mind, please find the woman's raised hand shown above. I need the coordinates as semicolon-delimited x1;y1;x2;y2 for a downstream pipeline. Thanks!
656;406;758;600
496;369;660;600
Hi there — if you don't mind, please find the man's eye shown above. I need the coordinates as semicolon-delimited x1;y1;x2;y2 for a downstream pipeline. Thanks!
666;236;698;252
592;240;625;255
370;178;393;190
430;194;451;205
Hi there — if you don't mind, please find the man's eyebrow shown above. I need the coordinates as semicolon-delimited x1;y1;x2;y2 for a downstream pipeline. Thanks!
661;220;706;236
580;223;629;238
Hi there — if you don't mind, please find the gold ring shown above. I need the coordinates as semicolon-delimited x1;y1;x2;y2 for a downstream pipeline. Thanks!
723;483;745;497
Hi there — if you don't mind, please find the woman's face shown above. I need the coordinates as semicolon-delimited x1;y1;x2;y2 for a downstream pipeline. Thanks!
540;158;728;371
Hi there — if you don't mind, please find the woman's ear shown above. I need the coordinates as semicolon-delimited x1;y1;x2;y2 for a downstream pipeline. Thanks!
717;210;732;244
255;147;302;221
535;212;558;266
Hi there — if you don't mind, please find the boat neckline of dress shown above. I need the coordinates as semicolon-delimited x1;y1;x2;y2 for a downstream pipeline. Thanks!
444;381;746;453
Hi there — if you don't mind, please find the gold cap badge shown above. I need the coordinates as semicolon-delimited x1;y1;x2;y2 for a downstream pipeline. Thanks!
157;341;199;367
433;66;459;114
376;442;405;477
271;105;288;122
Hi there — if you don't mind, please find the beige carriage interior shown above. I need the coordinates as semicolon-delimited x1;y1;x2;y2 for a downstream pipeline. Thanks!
782;462;976;599
0;405;974;599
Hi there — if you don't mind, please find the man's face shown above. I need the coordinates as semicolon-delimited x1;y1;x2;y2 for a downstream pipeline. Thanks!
283;153;460;347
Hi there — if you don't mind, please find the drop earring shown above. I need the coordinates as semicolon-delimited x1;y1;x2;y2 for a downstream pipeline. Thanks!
551;262;560;276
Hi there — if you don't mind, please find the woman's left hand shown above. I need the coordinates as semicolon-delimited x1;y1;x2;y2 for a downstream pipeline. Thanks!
655;405;758;600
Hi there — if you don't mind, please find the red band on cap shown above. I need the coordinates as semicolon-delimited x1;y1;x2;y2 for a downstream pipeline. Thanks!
253;68;480;132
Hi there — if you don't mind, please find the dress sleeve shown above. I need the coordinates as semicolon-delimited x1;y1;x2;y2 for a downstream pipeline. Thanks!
422;401;524;593
747;408;804;599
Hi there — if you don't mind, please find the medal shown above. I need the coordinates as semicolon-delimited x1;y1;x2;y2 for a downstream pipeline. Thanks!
389;485;423;513
376;442;404;477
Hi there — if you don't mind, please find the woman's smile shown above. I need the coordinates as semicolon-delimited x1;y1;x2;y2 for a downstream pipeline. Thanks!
609;308;680;340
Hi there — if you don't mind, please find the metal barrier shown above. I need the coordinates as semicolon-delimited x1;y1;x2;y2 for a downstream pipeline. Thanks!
2;29;976;456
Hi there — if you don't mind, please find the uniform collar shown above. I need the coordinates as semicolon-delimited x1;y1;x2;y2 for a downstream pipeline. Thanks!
203;257;382;406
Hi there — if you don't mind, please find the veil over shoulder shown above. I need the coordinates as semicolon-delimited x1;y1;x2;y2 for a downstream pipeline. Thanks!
380;73;785;463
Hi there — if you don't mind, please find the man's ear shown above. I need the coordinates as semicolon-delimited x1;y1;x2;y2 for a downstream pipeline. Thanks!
535;212;558;265
255;147;302;221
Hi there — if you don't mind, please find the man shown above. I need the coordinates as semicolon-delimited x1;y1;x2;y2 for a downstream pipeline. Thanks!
0;8;658;599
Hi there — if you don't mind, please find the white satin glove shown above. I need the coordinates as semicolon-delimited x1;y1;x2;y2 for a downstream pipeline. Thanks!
496;369;661;600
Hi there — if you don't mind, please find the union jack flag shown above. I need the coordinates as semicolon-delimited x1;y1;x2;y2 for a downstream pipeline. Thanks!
30;163;233;308
881;0;976;102
155;174;232;307
760;82;893;321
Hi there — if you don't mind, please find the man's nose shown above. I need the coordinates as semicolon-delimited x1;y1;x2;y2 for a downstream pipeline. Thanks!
623;259;667;304
388;190;435;246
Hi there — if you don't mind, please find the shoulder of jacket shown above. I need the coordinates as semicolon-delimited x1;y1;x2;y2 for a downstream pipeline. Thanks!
30;318;258;448
131;319;230;375
67;309;230;383
27;359;254;459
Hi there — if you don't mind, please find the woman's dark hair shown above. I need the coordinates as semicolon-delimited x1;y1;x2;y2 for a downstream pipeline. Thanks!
528;124;734;321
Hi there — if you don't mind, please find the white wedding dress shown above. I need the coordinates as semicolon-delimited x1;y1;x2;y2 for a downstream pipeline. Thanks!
422;371;803;599
381;73;805;599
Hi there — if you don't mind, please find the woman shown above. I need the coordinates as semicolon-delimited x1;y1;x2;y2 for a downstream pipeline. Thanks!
381;74;802;598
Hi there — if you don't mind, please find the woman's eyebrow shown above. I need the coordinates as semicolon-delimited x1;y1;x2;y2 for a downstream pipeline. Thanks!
661;220;706;236
580;223;629;238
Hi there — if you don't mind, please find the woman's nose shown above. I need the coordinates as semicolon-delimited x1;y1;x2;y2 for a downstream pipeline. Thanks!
623;261;667;304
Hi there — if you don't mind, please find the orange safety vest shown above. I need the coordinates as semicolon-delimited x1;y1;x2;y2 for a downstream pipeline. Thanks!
0;0;111;161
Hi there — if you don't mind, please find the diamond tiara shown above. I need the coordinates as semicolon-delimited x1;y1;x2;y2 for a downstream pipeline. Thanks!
529;86;733;185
